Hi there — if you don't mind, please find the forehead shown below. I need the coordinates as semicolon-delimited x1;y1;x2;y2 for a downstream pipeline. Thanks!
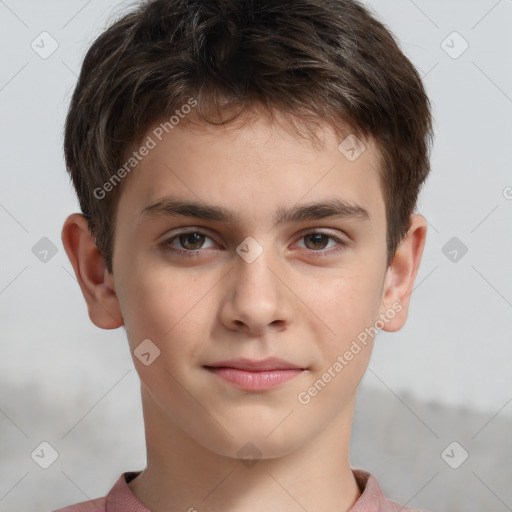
116;109;385;232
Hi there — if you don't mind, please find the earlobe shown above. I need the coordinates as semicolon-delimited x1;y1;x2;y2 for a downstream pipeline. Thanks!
61;213;124;329
379;214;427;332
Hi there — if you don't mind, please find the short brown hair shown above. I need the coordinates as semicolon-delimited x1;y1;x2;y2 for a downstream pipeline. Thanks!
64;0;433;273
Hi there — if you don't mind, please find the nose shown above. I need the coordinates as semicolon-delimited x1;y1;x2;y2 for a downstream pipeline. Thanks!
219;238;294;336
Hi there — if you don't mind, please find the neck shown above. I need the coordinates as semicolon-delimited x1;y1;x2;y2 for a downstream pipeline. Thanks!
129;385;361;512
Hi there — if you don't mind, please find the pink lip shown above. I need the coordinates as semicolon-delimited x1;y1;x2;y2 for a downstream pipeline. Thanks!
204;357;306;391
205;367;304;391
205;357;304;371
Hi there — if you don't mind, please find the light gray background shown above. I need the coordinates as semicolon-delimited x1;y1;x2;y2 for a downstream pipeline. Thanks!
0;0;511;511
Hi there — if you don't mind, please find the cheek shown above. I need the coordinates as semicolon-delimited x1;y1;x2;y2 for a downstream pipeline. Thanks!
120;265;214;362
300;275;380;408
116;264;177;346
313;270;383;343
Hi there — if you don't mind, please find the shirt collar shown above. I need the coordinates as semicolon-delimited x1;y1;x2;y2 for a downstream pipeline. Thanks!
105;469;397;512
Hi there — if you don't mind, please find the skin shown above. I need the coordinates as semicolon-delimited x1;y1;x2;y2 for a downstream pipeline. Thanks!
62;107;427;512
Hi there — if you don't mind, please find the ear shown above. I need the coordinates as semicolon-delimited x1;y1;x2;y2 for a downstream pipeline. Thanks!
378;214;427;332
61;213;124;329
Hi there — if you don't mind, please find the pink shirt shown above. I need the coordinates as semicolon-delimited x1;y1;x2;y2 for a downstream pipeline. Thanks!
53;469;426;511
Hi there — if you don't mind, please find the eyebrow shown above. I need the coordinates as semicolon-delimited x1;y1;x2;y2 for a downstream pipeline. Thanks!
140;196;370;226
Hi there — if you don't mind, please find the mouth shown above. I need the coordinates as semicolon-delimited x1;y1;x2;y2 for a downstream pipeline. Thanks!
203;357;306;391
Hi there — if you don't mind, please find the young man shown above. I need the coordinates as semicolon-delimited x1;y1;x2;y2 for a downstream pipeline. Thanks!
57;0;433;510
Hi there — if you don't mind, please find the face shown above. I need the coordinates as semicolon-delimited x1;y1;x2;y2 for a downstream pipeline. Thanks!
107;109;397;459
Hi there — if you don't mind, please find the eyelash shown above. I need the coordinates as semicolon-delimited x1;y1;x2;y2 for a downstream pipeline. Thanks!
161;230;348;258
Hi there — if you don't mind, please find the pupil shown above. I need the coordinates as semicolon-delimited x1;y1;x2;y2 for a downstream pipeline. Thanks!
181;233;204;249
307;234;327;249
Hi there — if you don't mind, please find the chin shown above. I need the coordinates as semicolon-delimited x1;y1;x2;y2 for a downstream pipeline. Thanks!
196;425;308;462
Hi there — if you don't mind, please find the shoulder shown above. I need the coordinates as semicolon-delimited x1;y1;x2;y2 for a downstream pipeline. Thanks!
352;469;430;512
52;496;106;512
380;496;429;512
51;471;144;512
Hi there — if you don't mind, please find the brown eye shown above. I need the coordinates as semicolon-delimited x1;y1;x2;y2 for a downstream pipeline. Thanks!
296;231;348;258
303;233;330;250
178;232;206;250
161;230;216;255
